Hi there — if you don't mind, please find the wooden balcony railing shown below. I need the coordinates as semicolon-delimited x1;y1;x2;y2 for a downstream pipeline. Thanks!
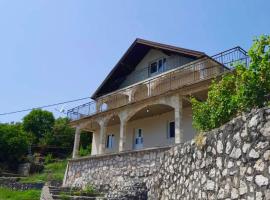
67;46;249;121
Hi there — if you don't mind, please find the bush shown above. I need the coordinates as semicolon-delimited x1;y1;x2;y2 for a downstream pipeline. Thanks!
79;144;92;157
191;35;270;131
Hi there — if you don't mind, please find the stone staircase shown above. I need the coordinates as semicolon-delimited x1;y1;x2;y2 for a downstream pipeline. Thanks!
48;186;107;200
106;182;147;200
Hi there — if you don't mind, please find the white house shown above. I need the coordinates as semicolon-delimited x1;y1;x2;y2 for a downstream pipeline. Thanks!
67;39;248;157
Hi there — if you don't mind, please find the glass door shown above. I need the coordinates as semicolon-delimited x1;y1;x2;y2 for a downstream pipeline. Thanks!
134;128;143;149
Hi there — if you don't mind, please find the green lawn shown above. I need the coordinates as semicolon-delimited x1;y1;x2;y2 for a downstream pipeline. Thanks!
0;187;41;200
20;160;67;183
0;160;67;200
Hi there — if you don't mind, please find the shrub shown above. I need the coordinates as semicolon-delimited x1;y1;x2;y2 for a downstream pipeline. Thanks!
191;35;270;132
44;153;54;164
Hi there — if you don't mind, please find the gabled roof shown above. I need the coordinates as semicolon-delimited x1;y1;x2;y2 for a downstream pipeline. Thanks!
91;38;206;99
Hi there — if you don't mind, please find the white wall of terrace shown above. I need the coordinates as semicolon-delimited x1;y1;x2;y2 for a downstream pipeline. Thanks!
71;93;192;157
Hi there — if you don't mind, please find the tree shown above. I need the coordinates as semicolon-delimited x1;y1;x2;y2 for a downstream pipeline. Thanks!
0;123;30;170
22;109;55;144
191;35;270;131
40;117;74;148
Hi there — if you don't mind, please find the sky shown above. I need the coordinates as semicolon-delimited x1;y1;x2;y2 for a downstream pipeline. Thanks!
0;0;269;123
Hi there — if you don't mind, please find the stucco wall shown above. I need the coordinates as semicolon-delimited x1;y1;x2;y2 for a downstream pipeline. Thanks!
91;106;195;155
120;49;194;88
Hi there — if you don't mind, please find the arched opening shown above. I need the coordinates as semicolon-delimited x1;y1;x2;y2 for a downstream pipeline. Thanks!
133;84;148;102
126;104;175;150
128;104;174;122
104;115;121;153
80;120;100;156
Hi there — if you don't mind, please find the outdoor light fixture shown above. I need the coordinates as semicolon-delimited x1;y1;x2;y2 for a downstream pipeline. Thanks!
146;109;149;113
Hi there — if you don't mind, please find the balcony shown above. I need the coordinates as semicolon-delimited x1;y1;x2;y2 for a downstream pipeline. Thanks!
67;47;249;121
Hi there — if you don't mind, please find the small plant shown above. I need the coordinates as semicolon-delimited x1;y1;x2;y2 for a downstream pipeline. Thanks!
59;192;70;200
194;133;206;149
83;184;96;195
44;153;54;164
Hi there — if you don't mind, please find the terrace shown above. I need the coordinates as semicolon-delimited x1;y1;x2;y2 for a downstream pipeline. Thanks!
67;46;249;121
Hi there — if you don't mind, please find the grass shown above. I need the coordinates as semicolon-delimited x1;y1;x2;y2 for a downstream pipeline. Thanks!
0;187;41;200
20;160;67;183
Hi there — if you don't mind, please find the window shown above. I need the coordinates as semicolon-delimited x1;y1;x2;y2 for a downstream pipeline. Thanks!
168;121;175;138
106;134;114;149
150;62;157;74
149;58;166;76
134;128;143;149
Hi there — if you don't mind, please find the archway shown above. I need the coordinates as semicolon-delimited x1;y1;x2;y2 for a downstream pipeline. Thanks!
103;114;121;153
78;120;101;156
126;103;175;150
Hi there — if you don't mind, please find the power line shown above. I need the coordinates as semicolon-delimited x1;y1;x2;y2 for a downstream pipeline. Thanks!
0;97;90;116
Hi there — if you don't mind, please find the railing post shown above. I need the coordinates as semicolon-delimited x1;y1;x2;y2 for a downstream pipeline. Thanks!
148;81;151;97
169;72;172;91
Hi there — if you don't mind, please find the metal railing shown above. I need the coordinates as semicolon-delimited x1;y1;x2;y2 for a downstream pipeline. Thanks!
67;47;249;121
212;46;249;69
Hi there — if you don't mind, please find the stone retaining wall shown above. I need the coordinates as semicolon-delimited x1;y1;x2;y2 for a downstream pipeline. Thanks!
64;107;270;199
148;107;270;199
63;146;170;198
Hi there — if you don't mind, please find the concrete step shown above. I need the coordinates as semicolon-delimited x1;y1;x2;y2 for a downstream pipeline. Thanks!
48;186;106;200
52;194;107;200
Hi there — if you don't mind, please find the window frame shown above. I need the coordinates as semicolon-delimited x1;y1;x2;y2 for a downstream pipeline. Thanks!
167;121;175;139
148;57;166;76
106;134;115;149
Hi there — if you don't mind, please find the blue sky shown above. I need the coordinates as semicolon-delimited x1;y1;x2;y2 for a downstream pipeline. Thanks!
0;0;269;123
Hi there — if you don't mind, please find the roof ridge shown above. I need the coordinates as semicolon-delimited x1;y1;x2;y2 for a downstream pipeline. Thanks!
135;38;206;56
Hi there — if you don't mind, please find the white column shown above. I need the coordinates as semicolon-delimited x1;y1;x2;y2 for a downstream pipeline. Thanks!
175;96;184;144
98;121;106;154
119;119;127;152
147;83;151;97
72;126;81;158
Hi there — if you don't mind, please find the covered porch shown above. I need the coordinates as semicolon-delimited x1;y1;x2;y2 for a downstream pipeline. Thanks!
71;91;206;158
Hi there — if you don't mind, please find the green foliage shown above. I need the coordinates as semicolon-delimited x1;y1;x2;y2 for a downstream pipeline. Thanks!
0;187;40;200
20;160;67;183
79;144;92;157
52;118;75;147
0;123;30;170
192;35;270;131
80;132;92;149
22;109;55;144
44;153;54;164
59;193;70;200
83;184;97;195
39;117;75;148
